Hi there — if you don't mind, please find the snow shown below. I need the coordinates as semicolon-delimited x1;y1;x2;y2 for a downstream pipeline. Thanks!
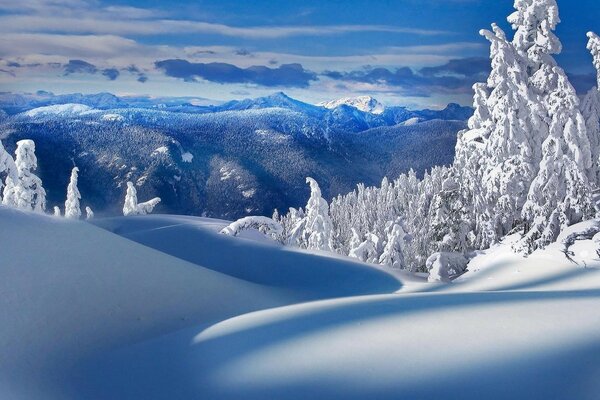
0;208;399;400
3;208;600;399
400;117;421;126
151;146;169;156
242;188;256;198
181;151;193;163
23;103;93;117
319;96;385;114
101;113;124;122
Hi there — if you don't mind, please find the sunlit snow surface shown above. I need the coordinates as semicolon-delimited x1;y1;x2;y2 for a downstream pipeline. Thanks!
2;208;600;399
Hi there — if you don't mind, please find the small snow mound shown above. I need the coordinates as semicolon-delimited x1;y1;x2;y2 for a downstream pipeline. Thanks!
24;103;93;117
181;151;193;163
426;252;468;283
319;95;385;114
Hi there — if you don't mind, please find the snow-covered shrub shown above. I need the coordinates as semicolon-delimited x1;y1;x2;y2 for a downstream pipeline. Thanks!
220;216;283;241
53;206;61;217
123;181;161;216
426;252;469;283
556;219;600;259
64;167;81;219
86;206;94;220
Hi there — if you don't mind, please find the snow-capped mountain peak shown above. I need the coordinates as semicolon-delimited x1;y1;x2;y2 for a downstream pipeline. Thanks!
318;96;385;114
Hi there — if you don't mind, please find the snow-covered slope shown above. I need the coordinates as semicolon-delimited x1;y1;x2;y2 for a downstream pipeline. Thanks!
319;95;385;114
0;208;399;400
77;218;600;400
7;209;600;399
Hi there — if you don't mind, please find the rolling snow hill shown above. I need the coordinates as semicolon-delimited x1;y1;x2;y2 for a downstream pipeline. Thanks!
2;208;600;399
0;92;470;219
0;207;399;400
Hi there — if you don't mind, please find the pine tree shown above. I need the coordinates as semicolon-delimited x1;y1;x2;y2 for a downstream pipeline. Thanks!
64;167;81;219
505;0;594;254
584;32;600;186
3;140;46;212
477;24;536;246
0;139;17;197
301;177;334;251
85;206;94;220
379;222;408;269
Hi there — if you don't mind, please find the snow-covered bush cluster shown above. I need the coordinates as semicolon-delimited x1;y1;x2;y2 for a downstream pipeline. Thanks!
266;0;600;274
122;181;161;216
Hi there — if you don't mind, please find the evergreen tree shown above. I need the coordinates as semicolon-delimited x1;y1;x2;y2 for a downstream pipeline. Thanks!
64;167;81;219
301;177;334;251
379;222;408;269
584;32;600;186
0;140;17;197
3;140;46;212
85;206;94;220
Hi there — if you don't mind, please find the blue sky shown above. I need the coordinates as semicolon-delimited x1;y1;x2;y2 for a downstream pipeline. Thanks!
0;0;599;108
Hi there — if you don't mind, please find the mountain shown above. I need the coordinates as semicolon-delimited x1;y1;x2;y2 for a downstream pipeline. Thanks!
0;92;471;219
319;95;385;114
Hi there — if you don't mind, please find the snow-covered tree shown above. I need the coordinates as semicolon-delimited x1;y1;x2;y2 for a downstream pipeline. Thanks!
85;206;94;220
508;0;561;79
122;182;161;216
3;140;46;212
583;32;600;186
300;177;334;251
349;232;379;263
379;222;408;269
64;167;81;219
516;72;593;253
429;175;470;253
581;88;600;186
53;206;61;217
588;32;600;80
0;140;17;196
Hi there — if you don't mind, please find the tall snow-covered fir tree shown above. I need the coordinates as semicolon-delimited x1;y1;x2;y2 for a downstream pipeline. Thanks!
0;140;17;196
2;140;46;212
301;177;334;252
64;167;81;219
509;0;593;253
584;31;600;186
479;24;536;246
